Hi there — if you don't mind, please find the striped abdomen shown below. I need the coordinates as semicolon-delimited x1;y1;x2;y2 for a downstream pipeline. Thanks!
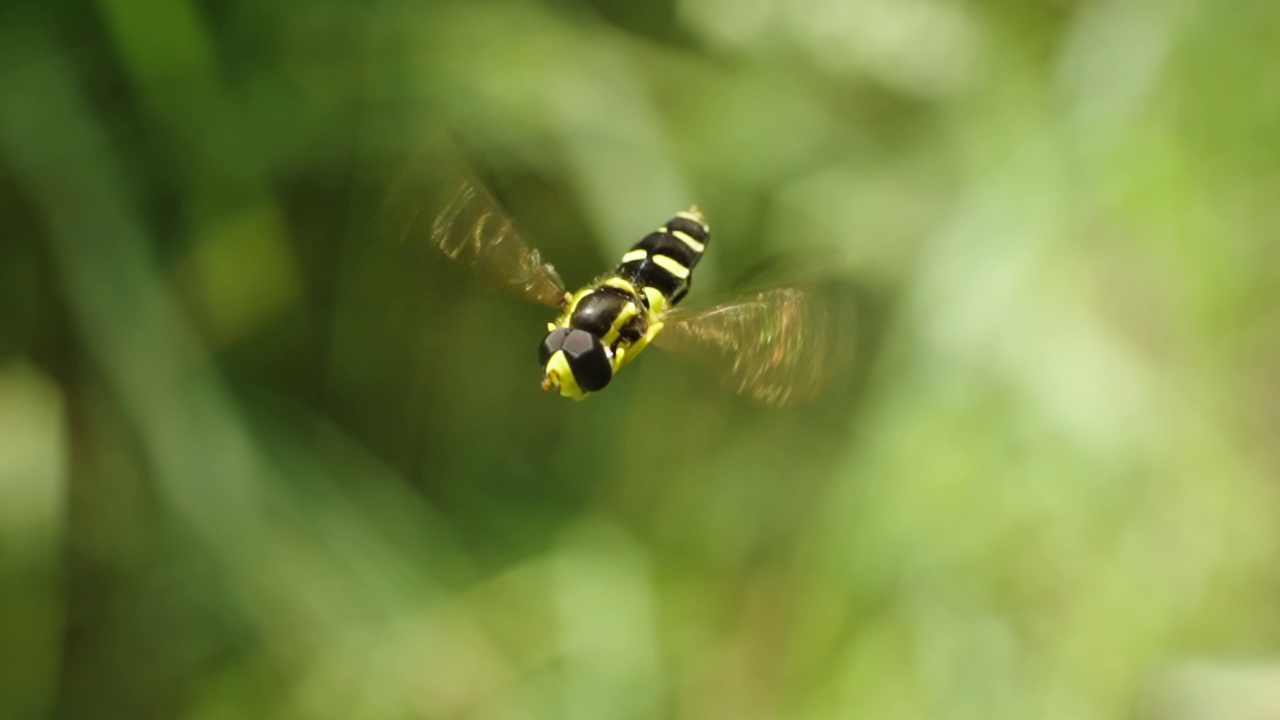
617;210;710;307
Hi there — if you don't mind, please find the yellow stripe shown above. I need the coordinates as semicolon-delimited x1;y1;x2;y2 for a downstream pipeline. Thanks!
642;286;669;314
555;286;593;325
676;209;707;226
652;254;690;279
671;230;705;253
620;249;647;264
604;301;638;344
603;277;637;294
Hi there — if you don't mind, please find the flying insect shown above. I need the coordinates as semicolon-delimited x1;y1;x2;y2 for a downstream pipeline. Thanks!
390;170;857;407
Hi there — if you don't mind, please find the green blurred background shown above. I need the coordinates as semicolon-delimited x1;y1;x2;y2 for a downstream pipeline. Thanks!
3;0;1280;718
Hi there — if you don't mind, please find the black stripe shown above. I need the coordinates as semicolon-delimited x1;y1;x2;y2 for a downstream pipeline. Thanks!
619;259;685;300
636;231;700;269
666;216;709;244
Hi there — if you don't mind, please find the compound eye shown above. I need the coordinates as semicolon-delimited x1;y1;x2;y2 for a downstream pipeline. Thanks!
538;327;572;366
562;329;613;392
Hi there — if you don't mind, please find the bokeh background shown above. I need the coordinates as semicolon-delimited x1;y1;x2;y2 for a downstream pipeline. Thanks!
3;0;1280;718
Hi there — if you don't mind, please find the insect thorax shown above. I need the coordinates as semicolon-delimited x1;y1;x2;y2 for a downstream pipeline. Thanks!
566;283;650;350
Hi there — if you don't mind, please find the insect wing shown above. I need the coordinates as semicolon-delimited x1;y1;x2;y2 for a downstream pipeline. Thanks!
656;283;857;407
389;172;568;309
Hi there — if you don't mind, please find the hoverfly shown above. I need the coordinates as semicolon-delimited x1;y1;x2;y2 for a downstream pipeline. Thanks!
387;165;857;407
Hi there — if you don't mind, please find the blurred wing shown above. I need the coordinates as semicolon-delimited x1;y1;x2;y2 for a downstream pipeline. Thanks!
721;246;849;295
655;284;857;407
390;174;568;309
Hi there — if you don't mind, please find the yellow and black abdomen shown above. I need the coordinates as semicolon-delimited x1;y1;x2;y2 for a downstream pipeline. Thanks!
617;211;710;308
